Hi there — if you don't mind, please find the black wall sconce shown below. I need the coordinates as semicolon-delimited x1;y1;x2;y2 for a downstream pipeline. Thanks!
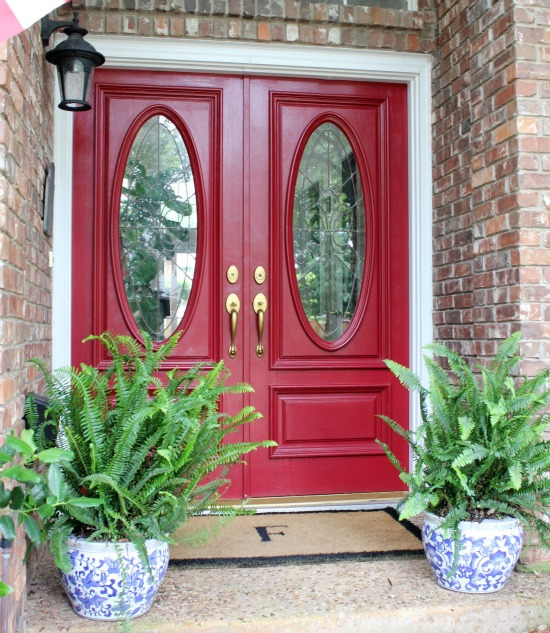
41;12;105;112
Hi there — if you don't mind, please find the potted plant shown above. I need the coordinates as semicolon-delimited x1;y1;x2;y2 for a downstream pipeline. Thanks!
10;330;274;620
377;332;550;593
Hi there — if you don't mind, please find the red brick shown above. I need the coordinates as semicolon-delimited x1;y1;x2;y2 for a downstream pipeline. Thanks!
257;21;270;41
407;33;420;51
517;116;539;134
516;80;538;96
516;26;547;43
513;249;550;266
494;83;516;108
493;120;516;143
298;25;313;43
514;7;536;24
518;173;550;189
106;14;121;33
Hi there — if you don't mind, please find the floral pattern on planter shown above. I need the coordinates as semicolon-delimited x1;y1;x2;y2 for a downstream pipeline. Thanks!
60;538;169;620
422;512;523;594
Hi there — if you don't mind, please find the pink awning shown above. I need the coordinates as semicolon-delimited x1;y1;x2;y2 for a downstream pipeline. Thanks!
0;0;71;44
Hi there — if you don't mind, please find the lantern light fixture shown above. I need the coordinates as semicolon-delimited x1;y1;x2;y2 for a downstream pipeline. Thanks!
41;12;105;112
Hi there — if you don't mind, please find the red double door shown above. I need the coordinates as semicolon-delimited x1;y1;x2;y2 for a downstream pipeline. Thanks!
72;70;409;500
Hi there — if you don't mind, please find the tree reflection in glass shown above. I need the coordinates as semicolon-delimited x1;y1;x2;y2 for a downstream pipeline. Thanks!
119;115;198;342
293;123;365;342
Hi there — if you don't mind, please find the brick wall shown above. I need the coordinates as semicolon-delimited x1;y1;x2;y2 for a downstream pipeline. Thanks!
512;0;550;374
63;0;436;52
433;0;550;369
433;0;516;360
432;0;475;355
0;24;55;633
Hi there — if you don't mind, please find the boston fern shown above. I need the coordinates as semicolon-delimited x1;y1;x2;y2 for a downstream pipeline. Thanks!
377;332;550;548
28;331;275;572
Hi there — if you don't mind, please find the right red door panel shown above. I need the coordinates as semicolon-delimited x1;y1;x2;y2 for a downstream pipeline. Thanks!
246;77;410;497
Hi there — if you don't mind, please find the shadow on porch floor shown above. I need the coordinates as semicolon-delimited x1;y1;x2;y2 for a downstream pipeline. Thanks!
25;552;550;633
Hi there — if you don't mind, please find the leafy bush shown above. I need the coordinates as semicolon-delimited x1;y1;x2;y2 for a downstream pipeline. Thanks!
377;332;550;547
0;430;75;596
27;331;275;572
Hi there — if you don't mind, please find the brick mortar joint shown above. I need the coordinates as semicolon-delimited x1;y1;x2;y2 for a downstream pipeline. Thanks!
69;2;425;15
72;8;428;30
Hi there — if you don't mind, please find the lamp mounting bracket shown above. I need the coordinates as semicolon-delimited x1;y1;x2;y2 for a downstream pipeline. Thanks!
41;12;80;47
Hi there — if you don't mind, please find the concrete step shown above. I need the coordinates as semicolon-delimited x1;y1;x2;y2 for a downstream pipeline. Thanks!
26;555;550;633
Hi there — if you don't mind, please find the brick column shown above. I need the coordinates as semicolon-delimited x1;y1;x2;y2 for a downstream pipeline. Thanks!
432;0;475;355
0;25;55;633
511;0;550;375
433;0;550;371
514;0;550;568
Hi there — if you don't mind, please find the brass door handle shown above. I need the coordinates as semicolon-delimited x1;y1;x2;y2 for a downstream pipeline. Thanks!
253;293;267;358
225;293;240;358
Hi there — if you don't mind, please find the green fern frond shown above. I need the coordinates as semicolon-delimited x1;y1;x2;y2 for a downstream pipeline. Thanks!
377;332;550;562
451;445;489;469
375;440;405;474
29;331;274;556
384;359;426;394
48;519;74;573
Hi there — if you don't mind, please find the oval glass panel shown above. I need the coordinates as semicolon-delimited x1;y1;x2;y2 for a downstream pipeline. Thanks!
293;122;366;342
119;115;198;342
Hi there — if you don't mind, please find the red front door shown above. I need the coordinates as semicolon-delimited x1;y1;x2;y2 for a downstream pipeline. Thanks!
72;70;409;500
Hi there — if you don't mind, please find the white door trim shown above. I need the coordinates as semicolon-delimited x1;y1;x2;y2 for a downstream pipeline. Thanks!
52;38;433;433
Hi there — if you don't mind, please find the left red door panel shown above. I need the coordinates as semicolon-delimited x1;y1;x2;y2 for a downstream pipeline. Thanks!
72;71;247;498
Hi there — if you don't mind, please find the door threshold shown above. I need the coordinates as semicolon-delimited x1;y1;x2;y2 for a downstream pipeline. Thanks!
226;492;407;513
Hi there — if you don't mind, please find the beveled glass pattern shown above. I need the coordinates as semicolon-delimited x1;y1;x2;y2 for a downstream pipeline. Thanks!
293;123;366;342
119;115;198;342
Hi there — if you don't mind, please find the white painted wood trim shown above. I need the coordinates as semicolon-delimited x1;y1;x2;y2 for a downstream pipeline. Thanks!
51;89;73;371
89;36;428;83
53;38;432;432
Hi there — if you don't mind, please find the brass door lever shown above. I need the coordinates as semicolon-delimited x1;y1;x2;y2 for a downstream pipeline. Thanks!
225;293;240;358
253;293;267;358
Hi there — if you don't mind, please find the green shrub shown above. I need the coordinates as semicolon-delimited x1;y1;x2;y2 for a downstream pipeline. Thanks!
0;430;75;596
377;332;550;547
27;331;275;572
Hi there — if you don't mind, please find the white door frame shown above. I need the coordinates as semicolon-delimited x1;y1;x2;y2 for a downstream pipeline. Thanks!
52;38;433;434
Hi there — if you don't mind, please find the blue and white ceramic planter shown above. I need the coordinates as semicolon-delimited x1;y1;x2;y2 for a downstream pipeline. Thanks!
60;537;170;620
422;512;523;593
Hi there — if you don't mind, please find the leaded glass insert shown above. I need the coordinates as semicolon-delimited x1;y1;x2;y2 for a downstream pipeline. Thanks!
293;122;366;342
119;115;198;342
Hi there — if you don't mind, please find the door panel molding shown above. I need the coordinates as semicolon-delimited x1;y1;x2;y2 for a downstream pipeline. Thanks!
73;80;223;369
273;92;383;367
53;39;432;444
108;104;206;352
269;384;392;459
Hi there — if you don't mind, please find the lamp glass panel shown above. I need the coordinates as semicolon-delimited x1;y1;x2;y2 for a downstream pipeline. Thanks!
61;58;86;102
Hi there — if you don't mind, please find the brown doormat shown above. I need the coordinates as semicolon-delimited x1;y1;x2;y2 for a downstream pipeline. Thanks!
169;507;423;568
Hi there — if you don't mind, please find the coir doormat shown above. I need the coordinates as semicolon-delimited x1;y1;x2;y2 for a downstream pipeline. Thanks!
169;507;423;568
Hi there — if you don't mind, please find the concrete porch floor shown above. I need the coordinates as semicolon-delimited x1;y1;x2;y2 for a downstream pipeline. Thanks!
25;551;550;633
